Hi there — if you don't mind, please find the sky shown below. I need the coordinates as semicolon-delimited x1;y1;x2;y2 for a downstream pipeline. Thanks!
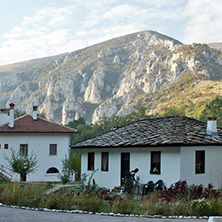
0;0;222;66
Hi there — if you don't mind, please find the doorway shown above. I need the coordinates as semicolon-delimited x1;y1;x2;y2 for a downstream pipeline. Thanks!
121;153;130;185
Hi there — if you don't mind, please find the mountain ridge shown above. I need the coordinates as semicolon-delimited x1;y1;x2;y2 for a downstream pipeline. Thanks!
0;30;221;124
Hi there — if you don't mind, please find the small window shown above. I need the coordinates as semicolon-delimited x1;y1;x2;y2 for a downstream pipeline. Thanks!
49;144;57;155
196;151;205;174
0;144;1;149
20;144;28;155
150;151;161;174
101;152;109;171
46;167;59;174
4;144;8;149
88;152;94;171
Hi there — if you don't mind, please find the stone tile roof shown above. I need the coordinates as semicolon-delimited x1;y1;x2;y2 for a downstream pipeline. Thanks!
0;115;77;134
72;116;222;148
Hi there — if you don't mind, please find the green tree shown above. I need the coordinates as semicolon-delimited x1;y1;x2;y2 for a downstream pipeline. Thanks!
66;117;85;129
68;108;152;144
14;110;26;118
5;149;38;182
58;152;81;182
58;157;72;185
38;112;47;118
69;151;81;180
199;96;222;127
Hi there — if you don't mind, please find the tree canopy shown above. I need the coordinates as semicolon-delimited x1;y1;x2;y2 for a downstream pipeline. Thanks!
5;149;38;182
68;97;222;145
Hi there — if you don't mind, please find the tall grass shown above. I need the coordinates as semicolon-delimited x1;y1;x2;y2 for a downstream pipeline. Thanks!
0;182;46;207
0;181;222;216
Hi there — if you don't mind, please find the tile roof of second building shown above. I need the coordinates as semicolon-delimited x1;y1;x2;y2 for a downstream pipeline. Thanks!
72;115;222;148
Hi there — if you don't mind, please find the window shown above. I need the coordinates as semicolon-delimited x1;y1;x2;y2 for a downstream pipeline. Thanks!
88;152;94;171
196;151;205;174
20;144;28;155
150;151;161;174
101;152;109;171
0;144;1;149
46;167;59;174
4;144;8;149
49;144;57;155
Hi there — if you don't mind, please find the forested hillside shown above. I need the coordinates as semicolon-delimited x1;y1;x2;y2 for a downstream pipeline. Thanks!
68;96;222;144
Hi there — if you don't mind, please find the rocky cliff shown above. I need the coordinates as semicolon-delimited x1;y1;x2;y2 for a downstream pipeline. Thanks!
0;30;221;124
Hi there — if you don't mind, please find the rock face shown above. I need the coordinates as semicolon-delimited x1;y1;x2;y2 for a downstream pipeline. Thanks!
0;30;222;124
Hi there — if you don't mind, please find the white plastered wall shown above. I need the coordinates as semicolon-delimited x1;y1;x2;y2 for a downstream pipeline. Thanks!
0;133;70;181
81;146;181;189
181;146;222;189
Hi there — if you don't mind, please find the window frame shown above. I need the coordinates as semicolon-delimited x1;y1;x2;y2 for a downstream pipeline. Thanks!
20;144;28;155
150;151;161;175
88;152;95;171
101;152;109;172
49;144;57;156
195;150;205;174
4;144;8;149
46;167;59;174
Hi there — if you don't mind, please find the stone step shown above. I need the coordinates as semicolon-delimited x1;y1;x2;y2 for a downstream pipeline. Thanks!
208;217;222;222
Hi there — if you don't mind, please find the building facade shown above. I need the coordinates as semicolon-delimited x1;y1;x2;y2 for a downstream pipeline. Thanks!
0;104;77;181
73;116;222;189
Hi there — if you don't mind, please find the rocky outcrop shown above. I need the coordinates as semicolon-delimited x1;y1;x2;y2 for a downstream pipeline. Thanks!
0;31;221;124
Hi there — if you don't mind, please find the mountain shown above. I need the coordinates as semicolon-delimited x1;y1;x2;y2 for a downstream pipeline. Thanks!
0;30;222;124
208;43;222;51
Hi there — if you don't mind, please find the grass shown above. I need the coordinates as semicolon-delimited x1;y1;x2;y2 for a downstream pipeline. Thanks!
0;180;222;217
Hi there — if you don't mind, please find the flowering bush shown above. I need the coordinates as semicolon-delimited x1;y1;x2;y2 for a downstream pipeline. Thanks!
159;180;188;201
159;180;220;202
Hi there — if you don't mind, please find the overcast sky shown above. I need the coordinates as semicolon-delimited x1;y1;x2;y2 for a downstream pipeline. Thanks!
0;0;222;66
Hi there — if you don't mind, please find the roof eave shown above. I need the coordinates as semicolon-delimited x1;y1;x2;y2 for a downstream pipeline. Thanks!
71;142;222;149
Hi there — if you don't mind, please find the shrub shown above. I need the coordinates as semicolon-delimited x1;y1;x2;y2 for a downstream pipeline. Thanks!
79;169;99;193
160;180;188;201
122;177;134;195
188;183;220;200
160;181;220;202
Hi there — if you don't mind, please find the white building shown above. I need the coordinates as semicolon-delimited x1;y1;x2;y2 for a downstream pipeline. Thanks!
72;116;222;189
0;103;77;182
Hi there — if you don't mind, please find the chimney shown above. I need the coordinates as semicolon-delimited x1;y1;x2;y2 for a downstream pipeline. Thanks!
9;103;15;128
32;106;38;120
206;117;218;137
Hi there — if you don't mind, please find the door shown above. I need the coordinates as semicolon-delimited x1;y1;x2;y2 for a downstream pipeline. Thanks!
121;153;130;185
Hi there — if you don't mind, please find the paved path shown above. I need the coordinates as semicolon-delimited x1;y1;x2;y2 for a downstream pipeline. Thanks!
0;206;208;222
45;184;77;194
